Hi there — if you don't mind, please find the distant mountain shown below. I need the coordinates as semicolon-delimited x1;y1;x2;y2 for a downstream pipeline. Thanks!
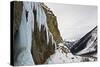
64;41;75;49
70;26;97;57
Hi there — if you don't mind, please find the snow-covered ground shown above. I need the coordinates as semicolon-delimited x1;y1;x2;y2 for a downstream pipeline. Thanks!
45;43;96;64
45;43;82;64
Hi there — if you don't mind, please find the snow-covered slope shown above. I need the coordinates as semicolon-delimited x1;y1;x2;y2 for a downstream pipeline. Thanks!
45;43;82;64
45;43;96;64
70;26;97;56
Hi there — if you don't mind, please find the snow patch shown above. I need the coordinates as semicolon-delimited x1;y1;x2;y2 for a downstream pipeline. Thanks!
45;43;83;64
45;42;96;64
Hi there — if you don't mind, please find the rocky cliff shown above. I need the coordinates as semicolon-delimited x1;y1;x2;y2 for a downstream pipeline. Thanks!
12;1;62;65
31;3;62;64
41;3;63;44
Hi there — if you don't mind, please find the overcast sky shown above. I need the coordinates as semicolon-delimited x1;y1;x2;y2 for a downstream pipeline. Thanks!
45;3;97;41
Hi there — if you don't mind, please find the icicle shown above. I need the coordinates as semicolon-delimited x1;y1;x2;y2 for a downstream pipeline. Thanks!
30;3;34;32
49;31;56;46
35;3;50;44
41;7;50;44
31;2;53;45
35;3;41;31
46;29;49;44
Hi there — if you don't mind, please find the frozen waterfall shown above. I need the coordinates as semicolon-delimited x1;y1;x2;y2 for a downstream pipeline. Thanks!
14;2;51;65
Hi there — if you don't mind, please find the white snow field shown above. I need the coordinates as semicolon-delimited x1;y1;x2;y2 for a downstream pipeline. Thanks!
45;43;96;64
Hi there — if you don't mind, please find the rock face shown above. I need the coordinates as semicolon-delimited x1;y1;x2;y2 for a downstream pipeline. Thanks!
11;1;23;65
70;26;97;57
12;1;62;65
12;1;23;39
41;4;63;44
31;3;62;64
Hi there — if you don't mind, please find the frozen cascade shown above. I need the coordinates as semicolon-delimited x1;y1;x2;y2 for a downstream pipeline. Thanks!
14;2;35;65
35;3;50;44
14;2;56;65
